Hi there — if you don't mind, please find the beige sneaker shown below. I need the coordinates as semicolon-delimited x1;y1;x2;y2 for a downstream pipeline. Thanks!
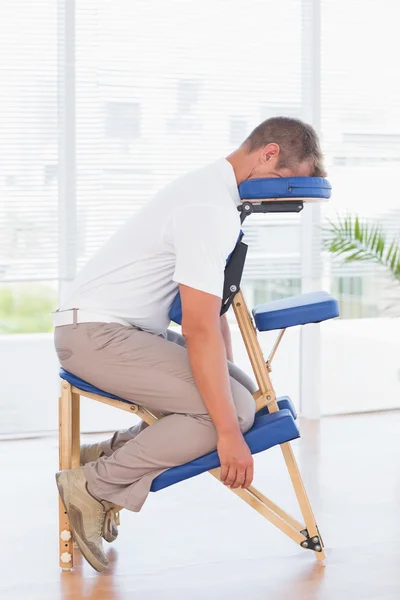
80;443;119;544
56;467;117;572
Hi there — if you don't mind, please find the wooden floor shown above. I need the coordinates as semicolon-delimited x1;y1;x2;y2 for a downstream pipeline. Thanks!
1;411;400;600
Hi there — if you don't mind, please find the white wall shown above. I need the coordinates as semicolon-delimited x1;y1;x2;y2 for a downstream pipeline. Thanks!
0;334;59;434
0;318;399;435
0;334;137;436
321;318;400;414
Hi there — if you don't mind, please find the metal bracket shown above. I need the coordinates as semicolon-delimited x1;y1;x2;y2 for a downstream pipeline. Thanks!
238;200;304;223
300;528;323;552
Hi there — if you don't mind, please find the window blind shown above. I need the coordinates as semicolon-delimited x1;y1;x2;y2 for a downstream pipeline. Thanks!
321;0;400;281
0;0;58;282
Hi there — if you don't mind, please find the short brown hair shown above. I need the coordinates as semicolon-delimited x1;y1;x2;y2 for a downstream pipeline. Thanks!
244;116;326;177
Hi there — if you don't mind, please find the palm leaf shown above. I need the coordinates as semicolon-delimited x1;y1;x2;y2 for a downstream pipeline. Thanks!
324;215;400;283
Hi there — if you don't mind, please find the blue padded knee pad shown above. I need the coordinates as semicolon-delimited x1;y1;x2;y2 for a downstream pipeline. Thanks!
239;177;331;200
151;409;299;492
259;396;297;420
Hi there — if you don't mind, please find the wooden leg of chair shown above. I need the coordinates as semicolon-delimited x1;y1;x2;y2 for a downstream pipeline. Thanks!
71;392;80;469
247;485;305;531
58;382;73;570
210;469;305;545
233;487;306;545
71;392;80;550
280;442;326;561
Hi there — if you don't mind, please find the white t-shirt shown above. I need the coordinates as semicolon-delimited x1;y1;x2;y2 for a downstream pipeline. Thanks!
60;158;242;334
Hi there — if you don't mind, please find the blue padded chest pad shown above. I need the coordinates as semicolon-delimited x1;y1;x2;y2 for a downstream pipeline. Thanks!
169;231;245;326
238;177;331;200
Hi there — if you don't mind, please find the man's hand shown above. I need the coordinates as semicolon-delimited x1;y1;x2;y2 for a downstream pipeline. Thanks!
218;431;254;489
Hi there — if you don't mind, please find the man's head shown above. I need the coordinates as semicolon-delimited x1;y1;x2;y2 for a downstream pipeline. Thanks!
228;116;326;184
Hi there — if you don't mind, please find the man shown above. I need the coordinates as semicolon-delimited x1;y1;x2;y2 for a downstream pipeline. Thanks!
54;116;326;571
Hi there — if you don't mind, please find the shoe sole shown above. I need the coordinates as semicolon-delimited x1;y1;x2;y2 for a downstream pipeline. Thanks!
102;512;118;543
56;472;108;572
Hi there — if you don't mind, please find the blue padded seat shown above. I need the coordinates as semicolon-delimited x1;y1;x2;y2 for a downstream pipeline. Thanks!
238;176;331;200
151;409;299;492
253;291;339;332
59;368;297;419
60;368;129;402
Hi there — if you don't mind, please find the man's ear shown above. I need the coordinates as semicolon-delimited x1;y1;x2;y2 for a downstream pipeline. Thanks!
262;142;280;164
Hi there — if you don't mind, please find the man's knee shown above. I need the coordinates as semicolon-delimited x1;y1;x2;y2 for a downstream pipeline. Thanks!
232;381;256;434
228;362;258;395
239;399;256;433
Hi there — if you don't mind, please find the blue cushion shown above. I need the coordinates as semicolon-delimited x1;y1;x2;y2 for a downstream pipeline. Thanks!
258;395;297;420
59;368;297;418
169;293;183;327
151;409;299;492
169;231;245;326
239;177;331;201
253;291;339;332
59;368;131;403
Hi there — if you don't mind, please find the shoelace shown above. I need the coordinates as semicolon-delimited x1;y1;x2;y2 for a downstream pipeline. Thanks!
96;506;105;536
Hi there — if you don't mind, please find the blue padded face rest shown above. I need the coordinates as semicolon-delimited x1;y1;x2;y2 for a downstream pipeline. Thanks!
238;177;331;200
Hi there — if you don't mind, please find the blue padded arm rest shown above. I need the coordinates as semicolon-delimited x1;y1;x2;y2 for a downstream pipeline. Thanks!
253;291;339;332
239;177;331;200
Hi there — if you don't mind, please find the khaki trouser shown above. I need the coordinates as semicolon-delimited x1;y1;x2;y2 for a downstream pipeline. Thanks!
54;323;256;511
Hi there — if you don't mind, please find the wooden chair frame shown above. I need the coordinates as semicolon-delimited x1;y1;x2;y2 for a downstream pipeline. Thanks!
58;290;325;570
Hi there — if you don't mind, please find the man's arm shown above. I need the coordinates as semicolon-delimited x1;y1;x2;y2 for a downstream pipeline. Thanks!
180;284;253;489
220;313;234;363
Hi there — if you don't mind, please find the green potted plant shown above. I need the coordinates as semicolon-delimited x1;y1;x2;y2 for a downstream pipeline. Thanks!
324;215;400;286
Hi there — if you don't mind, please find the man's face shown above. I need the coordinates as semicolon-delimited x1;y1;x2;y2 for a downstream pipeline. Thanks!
247;143;313;180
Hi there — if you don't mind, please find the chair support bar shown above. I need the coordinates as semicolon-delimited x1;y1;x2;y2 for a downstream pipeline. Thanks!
210;468;307;545
266;328;286;370
238;200;304;223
